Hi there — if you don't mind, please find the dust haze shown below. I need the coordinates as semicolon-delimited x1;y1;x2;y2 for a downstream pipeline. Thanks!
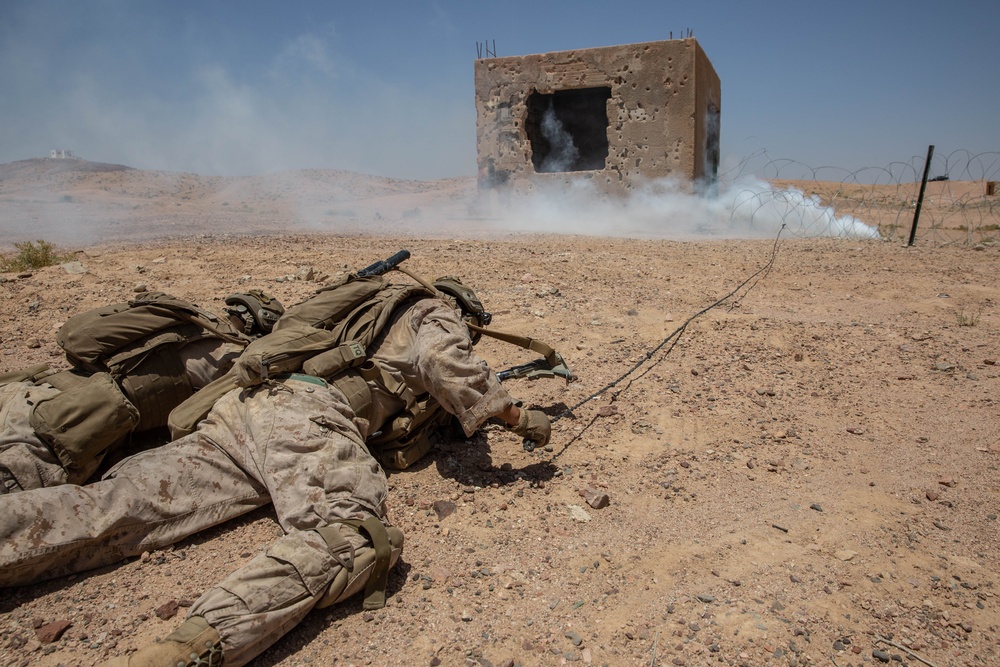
0;159;879;248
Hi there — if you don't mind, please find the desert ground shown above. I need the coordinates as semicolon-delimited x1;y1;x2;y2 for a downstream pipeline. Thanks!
1;159;998;667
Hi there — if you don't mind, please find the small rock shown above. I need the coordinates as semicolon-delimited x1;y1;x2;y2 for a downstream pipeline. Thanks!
834;550;858;561
155;600;180;620
938;477;956;488
810;503;823;512
567;505;592;523
134;282;148;293
580;486;610;509
432;500;456;520
60;261;87;274
36;620;72;643
846;426;864;435
872;648;891;662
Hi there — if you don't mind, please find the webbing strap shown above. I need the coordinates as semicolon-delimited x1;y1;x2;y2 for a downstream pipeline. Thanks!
466;323;560;366
321;517;393;610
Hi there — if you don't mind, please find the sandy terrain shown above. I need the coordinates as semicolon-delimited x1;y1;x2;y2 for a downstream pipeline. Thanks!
1;159;998;667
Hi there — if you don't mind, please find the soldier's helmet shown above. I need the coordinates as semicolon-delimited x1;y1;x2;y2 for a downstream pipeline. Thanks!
433;276;492;343
223;290;284;339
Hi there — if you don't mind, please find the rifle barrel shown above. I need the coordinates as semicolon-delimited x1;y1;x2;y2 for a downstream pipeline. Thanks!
357;250;411;277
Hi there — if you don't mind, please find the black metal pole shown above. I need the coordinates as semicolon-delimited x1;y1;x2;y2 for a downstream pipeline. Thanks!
908;145;934;246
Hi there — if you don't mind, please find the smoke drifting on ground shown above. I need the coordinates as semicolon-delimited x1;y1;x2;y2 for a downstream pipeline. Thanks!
486;177;879;240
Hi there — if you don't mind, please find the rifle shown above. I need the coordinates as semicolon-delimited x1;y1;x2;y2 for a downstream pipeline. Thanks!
356;250;411;277
496;352;575;384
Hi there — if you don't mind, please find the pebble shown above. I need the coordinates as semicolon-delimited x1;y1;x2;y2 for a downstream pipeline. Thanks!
35;620;72;643
580;486;610;509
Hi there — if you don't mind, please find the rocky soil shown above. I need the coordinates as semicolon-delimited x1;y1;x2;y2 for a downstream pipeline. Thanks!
0;160;998;667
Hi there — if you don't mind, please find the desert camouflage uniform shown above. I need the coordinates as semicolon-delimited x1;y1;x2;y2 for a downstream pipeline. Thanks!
0;298;515;665
0;338;239;493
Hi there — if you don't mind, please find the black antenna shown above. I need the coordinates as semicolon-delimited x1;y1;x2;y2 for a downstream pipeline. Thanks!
476;39;497;59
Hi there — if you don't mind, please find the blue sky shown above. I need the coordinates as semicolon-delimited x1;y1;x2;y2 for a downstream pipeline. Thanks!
1;1;996;180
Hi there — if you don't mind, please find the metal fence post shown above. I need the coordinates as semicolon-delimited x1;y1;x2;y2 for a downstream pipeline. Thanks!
908;145;935;246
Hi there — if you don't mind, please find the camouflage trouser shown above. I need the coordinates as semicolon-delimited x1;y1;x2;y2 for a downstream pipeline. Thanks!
0;381;87;492
0;377;390;665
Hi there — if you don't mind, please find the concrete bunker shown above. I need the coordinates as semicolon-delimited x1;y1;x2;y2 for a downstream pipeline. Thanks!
475;38;721;199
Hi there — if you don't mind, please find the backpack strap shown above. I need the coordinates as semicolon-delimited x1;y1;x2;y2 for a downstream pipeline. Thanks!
0;363;54;386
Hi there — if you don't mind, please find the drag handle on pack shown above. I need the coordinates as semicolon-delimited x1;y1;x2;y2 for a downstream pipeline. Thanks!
356;250;411;277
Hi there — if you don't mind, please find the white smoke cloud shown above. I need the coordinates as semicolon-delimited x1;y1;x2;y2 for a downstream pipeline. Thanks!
487;176;880;240
538;102;579;173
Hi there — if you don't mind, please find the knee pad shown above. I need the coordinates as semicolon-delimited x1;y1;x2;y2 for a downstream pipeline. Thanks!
314;517;404;610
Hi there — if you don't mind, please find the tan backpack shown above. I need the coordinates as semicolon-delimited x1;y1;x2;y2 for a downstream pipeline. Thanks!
167;275;433;439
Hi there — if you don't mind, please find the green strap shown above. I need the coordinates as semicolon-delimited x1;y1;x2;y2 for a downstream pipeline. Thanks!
466;323;561;367
322;517;393;610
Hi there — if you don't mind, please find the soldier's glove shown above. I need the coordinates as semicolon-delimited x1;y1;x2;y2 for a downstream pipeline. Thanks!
510;408;551;449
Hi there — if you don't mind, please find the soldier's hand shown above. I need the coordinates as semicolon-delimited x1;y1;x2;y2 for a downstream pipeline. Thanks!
510;408;551;448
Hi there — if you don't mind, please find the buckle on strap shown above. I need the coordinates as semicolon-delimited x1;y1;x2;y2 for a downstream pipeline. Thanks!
319;517;393;610
315;524;356;570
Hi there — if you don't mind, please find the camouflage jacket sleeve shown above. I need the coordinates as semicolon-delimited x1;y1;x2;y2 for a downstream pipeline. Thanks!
408;299;514;436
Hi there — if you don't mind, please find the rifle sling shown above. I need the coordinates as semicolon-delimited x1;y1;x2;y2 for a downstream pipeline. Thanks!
466;323;559;366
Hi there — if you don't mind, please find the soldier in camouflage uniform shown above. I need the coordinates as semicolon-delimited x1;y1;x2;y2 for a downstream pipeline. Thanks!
0;288;550;666
0;336;241;493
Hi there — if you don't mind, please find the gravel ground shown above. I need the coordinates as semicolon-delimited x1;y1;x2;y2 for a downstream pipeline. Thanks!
1;160;998;666
1;233;997;667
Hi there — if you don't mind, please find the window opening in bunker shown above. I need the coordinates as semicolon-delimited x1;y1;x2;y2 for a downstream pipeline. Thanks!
704;104;720;182
526;88;611;173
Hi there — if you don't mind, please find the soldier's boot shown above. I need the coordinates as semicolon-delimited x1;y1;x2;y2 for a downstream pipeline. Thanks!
315;516;404;610
98;616;222;666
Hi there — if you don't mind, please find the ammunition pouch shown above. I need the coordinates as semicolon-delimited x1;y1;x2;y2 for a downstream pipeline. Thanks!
29;372;139;473
119;343;196;432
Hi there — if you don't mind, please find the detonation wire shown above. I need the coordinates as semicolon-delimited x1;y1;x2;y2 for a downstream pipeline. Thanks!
548;225;785;460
